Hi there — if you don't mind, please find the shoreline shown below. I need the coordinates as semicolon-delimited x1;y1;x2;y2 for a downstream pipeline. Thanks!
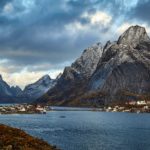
1;103;150;114
0;104;49;115
0;124;59;150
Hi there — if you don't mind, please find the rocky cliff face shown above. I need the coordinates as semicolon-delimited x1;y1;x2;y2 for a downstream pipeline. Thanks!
88;25;150;104
0;74;57;103
20;75;57;102
71;42;103;78
38;25;150;106
37;43;104;104
117;25;150;47
61;42;103;80
0;75;22;103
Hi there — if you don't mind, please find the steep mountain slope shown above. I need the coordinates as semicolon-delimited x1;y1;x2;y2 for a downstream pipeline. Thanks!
0;74;57;103
20;75;57;102
88;25;150;104
38;25;150;106
37;43;103;104
0;75;22;103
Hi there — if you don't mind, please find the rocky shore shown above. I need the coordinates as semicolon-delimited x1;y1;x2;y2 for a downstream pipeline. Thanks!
0;124;58;150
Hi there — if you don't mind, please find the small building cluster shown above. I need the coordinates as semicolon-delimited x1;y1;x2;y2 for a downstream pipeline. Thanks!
36;105;47;114
0;104;48;114
126;100;150;106
104;100;150;113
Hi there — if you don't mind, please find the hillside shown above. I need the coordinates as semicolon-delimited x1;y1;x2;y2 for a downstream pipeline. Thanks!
0;124;58;150
37;25;150;106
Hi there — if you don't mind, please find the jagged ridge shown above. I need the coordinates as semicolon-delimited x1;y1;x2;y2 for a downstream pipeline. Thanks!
37;25;150;106
0;74;58;103
36;42;104;105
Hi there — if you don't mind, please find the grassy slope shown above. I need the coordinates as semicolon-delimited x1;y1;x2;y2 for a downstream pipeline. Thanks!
0;124;59;150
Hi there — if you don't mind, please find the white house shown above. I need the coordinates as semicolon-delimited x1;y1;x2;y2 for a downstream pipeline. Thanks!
137;100;146;105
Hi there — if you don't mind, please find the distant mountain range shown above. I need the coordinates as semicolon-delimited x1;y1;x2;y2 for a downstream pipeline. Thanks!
0;75;22;103
37;25;150;106
18;74;59;103
0;74;60;103
0;25;150;106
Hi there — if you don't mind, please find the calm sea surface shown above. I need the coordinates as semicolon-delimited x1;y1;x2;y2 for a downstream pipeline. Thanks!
0;108;150;150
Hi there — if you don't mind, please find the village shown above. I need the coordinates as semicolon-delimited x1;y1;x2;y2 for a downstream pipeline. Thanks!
0;100;150;114
0;104;49;114
100;100;150;113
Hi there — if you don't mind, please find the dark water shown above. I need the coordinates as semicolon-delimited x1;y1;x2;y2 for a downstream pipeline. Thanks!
0;111;150;150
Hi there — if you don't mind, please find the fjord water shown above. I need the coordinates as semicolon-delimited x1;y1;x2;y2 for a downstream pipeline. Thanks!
0;111;150;150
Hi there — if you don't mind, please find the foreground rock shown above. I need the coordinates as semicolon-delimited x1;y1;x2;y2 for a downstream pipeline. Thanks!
0;124;58;150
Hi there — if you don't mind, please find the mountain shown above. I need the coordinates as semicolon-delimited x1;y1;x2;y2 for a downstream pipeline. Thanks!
88;25;150;105
117;25;150;47
21;75;57;102
0;74;58;103
11;86;23;96
36;42;104;105
37;25;150;106
0;75;22;103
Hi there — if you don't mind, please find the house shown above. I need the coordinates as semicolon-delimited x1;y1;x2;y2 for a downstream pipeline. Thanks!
36;106;44;111
137;100;146;105
143;106;149;109
19;107;26;112
128;101;136;105
36;106;46;114
146;101;150;105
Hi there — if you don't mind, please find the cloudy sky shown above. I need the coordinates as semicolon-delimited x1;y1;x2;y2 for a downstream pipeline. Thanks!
0;0;150;89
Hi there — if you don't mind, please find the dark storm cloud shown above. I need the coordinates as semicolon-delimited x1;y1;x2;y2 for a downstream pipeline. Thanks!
129;0;150;24
0;0;146;73
0;0;104;65
0;0;12;8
